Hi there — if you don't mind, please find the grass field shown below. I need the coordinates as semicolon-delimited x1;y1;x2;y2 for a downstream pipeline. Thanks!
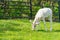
0;19;60;40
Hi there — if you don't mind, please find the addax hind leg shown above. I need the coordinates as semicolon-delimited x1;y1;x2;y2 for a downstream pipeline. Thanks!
49;14;52;31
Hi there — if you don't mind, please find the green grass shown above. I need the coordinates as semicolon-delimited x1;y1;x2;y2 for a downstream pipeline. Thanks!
0;19;60;40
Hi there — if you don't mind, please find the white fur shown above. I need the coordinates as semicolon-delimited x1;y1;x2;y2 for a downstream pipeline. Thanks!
32;8;52;31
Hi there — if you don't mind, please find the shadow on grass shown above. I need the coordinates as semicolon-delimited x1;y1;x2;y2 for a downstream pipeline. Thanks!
35;29;60;32
37;30;45;32
53;30;60;32
35;30;49;32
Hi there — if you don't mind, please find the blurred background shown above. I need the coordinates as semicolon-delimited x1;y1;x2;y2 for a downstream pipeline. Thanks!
0;0;60;21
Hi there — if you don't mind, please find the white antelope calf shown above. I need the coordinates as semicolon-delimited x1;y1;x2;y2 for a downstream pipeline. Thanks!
32;8;52;31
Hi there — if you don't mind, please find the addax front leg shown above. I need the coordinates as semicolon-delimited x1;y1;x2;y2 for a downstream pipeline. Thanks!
32;19;36;30
32;18;38;30
49;15;52;31
32;23;36;30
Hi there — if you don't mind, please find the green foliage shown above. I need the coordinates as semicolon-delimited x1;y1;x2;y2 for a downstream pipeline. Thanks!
0;0;59;21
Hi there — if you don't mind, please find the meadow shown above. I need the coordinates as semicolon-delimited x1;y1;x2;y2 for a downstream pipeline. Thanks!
0;19;60;40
